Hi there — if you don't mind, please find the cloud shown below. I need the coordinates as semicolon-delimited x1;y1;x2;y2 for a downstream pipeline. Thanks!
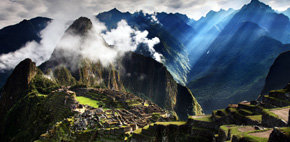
0;0;289;28
53;18;163;71
0;19;68;72
0;17;162;71
0;0;288;71
102;20;162;62
261;0;290;11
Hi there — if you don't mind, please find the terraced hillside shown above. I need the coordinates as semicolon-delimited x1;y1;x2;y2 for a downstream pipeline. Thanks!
0;59;176;141
130;84;290;142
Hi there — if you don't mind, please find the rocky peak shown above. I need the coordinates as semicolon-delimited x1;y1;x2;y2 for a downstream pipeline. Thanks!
2;58;37;91
242;0;272;11
250;0;261;4
109;8;122;14
66;17;92;36
0;58;37;129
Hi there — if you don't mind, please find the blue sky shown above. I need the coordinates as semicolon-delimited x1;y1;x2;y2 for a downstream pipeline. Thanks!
0;0;289;28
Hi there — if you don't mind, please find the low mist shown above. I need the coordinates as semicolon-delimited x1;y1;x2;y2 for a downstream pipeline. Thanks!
0;17;162;72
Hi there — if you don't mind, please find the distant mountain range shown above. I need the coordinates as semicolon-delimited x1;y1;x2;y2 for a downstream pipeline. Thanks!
96;9;192;84
282;8;290;18
0;0;289;113
186;0;290;112
0;17;51;54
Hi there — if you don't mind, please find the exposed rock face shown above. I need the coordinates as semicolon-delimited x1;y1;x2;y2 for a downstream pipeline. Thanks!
262;51;290;94
0;58;37;137
120;52;202;119
65;17;92;36
175;85;202;120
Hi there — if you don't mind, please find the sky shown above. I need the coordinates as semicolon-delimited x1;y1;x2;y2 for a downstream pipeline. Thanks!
0;0;289;28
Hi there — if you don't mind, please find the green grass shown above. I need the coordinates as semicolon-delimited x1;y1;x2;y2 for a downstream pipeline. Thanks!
189;115;213;122
227;107;238;113
155;121;186;126
279;127;290;136
76;96;99;108
269;89;287;94
133;128;143;134
246;115;262;122
239;109;254;115
263;95;290;105
36;94;48;98
220;125;269;142
262;106;290;119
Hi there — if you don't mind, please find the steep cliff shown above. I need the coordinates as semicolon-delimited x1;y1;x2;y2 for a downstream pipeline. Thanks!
262;51;290;94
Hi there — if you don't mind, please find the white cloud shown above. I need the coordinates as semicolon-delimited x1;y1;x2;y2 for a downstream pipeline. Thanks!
101;20;162;62
0;0;289;28
0;19;69;71
0;18;162;71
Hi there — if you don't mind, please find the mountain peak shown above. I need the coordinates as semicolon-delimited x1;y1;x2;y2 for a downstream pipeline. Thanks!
241;0;273;13
246;0;270;8
109;8;122;14
282;8;290;18
0;58;37;122
250;0;260;4
66;17;92;35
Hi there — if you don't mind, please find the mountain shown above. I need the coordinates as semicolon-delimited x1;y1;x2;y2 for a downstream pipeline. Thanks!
0;10;194;88
1;57;289;141
221;0;290;44
0;17;51;88
0;17;202;141
185;8;237;66
187;24;289;113
0;59;37;124
282;8;290;18
0;0;289;116
262;50;290;94
0;17;51;54
97;9;192;85
0;59;174;141
155;12;196;44
186;0;290;113
39;17;202;120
